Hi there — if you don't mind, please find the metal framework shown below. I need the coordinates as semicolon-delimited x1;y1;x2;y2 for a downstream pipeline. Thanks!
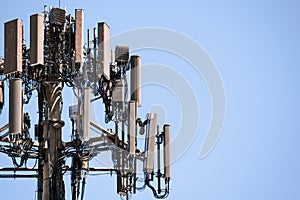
0;6;171;200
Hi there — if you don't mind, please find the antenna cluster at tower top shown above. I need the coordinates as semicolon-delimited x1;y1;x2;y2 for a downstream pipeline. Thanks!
0;5;172;200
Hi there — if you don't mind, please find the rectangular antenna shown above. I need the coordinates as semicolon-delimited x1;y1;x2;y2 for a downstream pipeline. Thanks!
98;22;110;80
128;101;137;155
75;9;84;64
144;113;157;174
49;7;66;25
112;80;124;103
82;87;90;141
4;19;23;75
30;14;44;66
115;45;129;63
130;55;142;107
163;124;171;180
9;78;23;135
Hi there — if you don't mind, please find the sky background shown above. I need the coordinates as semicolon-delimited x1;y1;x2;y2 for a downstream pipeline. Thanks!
1;0;300;199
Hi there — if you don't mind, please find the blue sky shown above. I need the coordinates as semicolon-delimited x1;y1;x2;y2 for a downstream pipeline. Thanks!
1;0;300;199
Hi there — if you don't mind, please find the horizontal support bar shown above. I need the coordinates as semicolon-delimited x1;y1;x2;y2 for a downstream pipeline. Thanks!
88;167;116;172
90;121;115;138
0;174;38;178
0;168;38;172
0;167;116;172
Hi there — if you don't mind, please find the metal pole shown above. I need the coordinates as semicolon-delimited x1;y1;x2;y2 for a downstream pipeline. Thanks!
43;82;65;200
37;85;44;200
157;125;161;194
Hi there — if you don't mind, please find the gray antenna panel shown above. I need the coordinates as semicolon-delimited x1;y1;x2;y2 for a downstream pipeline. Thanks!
4;19;23;75
30;14;44;66
98;22;110;80
164;124;171;180
75;9;84;63
144;113;157;173
128;101;137;155
82;87;90;141
130;55;142;107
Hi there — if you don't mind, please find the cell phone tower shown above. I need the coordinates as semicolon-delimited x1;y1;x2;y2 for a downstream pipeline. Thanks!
0;6;171;200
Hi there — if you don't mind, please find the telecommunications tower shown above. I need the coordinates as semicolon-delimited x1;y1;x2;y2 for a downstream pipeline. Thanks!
0;6;171;200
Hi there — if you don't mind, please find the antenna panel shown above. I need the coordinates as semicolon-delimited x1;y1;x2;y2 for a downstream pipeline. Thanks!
30;14;44;66
4;19;23;75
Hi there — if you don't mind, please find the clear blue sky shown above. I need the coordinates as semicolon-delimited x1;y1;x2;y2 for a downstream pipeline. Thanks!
1;0;300;199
